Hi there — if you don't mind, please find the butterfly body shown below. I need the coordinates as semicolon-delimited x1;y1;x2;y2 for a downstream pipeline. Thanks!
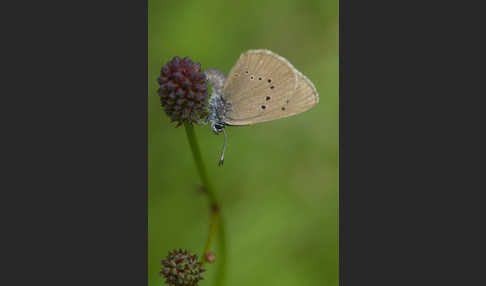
204;49;319;166
208;92;227;134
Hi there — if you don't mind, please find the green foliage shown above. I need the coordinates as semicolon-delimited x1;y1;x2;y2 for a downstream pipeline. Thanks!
149;0;338;285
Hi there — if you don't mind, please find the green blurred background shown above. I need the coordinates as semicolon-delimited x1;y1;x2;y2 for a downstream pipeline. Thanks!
149;0;338;285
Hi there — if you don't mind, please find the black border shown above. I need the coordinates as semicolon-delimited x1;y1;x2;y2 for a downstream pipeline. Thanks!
4;1;148;284
339;1;480;285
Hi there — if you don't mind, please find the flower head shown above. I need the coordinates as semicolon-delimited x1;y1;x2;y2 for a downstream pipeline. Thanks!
158;56;208;126
204;252;216;264
160;249;205;286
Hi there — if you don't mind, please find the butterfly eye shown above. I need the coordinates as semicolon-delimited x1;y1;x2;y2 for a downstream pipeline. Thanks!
215;123;224;130
212;123;224;134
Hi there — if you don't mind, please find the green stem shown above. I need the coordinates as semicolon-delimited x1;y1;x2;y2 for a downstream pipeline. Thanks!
215;216;227;286
184;123;227;285
202;208;219;265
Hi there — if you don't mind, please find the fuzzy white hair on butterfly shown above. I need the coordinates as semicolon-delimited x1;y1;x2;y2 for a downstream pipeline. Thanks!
204;49;319;166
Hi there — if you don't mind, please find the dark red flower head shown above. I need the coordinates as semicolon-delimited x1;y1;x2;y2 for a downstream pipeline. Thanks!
158;56;208;126
160;249;205;286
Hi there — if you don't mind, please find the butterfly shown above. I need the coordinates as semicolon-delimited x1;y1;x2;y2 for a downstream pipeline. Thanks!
204;49;319;166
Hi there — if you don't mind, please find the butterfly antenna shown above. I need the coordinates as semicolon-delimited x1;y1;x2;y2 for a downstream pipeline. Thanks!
218;128;227;167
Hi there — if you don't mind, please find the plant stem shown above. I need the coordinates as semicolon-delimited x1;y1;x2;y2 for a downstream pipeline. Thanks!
202;208;219;262
215;216;227;286
184;123;227;285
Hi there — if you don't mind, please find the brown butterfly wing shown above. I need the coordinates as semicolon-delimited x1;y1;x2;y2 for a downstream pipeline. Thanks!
222;50;298;125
